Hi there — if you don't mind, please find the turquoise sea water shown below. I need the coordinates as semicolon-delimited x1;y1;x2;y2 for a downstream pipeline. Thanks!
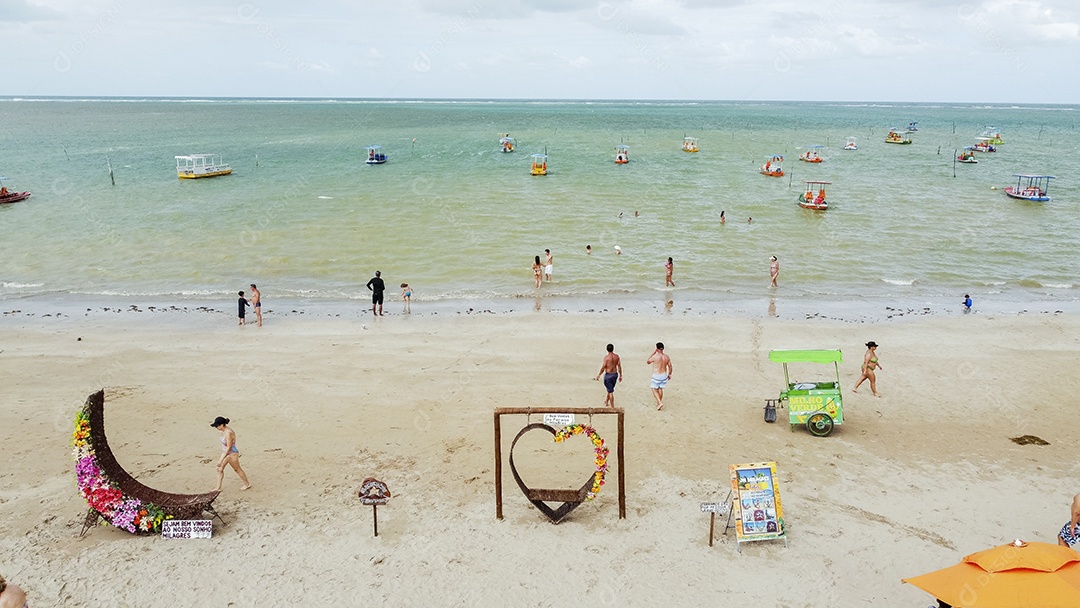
0;98;1077;312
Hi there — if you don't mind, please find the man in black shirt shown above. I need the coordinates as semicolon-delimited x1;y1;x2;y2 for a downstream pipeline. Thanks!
366;270;386;316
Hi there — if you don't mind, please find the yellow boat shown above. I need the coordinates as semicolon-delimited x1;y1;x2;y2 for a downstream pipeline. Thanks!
884;128;912;145
530;153;547;176
176;154;232;179
682;136;699;153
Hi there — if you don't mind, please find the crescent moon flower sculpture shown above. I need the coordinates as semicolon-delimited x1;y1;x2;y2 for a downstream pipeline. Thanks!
73;390;223;536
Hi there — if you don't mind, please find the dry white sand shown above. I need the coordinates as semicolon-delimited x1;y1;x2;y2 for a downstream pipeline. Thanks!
1;309;1078;607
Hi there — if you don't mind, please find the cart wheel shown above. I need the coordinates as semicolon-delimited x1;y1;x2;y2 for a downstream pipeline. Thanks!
806;413;834;437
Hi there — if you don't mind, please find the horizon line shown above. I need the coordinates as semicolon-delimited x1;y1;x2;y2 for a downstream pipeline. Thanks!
0;95;1075;106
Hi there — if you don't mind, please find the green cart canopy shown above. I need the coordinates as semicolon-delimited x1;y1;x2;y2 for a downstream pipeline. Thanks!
768;349;843;364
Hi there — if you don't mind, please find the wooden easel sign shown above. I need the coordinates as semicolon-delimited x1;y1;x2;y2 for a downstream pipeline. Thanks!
730;462;786;551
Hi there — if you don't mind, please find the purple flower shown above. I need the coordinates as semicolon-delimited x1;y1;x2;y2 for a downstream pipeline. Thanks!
76;456;102;488
111;499;142;533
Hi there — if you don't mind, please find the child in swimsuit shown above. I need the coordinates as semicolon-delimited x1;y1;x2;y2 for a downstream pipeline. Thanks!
237;291;249;325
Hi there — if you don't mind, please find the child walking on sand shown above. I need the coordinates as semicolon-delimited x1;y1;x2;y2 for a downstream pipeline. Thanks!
401;283;412;313
237;291;250;325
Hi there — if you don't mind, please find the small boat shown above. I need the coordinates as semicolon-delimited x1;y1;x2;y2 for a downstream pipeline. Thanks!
614;145;629;164
843;137;858;151
175;154;232;179
907;122;919;132
1004;174;1053;202
530;153;547;176
972;138;997;153
800;145;825;163
365;146;387;165
682;137;699;153
799;181;830;211
981;126;1003;145
957;147;978;164
759;155;784;177
0;178;31;204
500;135;515;153
885;128;912;145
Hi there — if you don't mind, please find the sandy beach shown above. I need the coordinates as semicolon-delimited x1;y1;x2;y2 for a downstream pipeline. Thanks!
1;307;1078;607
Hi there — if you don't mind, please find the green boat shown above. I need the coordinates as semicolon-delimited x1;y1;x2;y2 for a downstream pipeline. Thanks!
768;349;843;437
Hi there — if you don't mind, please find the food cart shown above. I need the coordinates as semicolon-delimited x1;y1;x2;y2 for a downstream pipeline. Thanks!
767;349;843;437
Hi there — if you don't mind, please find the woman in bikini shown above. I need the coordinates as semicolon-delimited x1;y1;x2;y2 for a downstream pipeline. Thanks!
532;255;543;288
211;416;251;491
852;341;882;397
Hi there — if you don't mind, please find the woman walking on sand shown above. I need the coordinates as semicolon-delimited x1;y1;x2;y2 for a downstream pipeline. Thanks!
532;255;543;288
852;341;882;397
211;416;251;491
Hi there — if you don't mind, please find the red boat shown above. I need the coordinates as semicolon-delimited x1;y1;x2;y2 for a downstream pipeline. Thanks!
0;189;31;204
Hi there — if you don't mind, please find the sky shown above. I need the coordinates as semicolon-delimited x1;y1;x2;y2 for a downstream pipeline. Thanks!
2;0;1079;103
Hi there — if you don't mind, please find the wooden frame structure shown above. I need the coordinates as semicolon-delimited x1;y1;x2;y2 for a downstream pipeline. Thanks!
494;407;625;520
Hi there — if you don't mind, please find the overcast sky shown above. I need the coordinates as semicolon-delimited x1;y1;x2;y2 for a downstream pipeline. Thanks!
3;0;1078;102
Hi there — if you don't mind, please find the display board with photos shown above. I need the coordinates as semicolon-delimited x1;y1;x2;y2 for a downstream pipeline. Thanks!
730;462;785;545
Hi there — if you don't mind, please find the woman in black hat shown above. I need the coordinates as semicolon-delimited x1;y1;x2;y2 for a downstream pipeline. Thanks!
211;416;251;491
852;341;883;397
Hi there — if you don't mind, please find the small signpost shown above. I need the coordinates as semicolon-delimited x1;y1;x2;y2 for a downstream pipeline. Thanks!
543;413;575;426
161;519;213;539
700;501;729;547
358;477;391;537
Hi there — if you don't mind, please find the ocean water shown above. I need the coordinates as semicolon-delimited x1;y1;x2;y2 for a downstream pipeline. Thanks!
0;98;1077;312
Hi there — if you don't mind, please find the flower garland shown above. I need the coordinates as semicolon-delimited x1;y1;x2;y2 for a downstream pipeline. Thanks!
72;407;168;534
552;424;608;500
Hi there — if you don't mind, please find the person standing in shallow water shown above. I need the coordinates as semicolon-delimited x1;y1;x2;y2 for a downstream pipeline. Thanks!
532;256;543;288
852;341;883;397
366;270;385;316
665;257;675;287
249;283;262;326
769;256;779;287
211;416;251;491
237;291;250;325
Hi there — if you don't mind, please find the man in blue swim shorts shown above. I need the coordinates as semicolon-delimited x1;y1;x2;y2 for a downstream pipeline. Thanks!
595;343;622;408
647;342;673;411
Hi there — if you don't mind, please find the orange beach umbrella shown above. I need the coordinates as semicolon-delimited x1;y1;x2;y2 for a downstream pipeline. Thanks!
903;540;1080;608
